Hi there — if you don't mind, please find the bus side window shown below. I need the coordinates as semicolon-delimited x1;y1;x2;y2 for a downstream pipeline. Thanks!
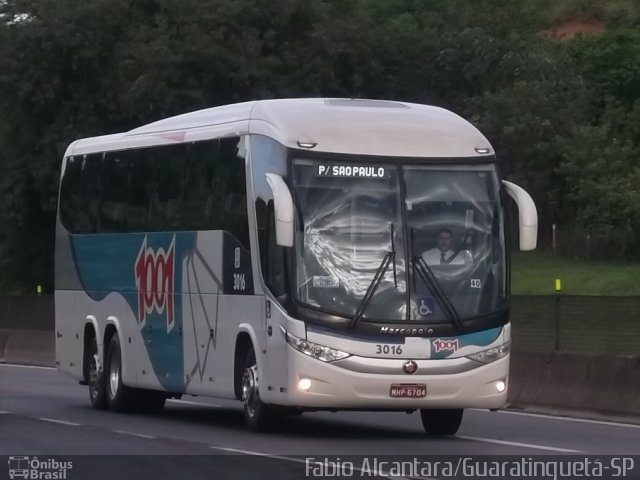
183;140;214;231
59;154;102;234
266;199;285;296
255;197;285;297
256;198;268;255
250;135;288;298
99;151;131;233
204;137;251;251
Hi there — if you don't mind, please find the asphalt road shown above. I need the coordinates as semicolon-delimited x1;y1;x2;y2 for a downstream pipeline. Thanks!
1;364;639;480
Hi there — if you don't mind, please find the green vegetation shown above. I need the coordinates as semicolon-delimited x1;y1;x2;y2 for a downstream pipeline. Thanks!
534;0;640;25
511;252;640;296
0;0;639;292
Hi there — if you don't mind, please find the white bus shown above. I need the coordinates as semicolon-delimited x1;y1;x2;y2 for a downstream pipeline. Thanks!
55;98;537;434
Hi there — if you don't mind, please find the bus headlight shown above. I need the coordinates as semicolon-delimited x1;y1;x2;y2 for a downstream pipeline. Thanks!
466;341;510;364
282;328;350;362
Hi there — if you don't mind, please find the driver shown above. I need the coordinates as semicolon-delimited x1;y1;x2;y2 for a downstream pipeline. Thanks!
421;227;465;265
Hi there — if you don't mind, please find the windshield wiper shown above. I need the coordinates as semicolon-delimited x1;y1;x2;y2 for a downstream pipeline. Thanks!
413;256;464;332
349;223;398;329
349;251;394;328
390;223;398;288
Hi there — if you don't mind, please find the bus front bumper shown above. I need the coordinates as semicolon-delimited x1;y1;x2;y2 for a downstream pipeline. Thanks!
283;348;509;410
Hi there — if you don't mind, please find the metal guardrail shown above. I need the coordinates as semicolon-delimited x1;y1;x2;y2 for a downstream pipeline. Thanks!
0;295;53;330
511;295;640;356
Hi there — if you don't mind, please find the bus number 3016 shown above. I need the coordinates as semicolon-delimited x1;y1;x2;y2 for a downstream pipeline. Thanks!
375;344;403;355
233;273;246;291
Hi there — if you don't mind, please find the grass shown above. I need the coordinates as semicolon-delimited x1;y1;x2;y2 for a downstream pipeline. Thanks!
511;251;640;296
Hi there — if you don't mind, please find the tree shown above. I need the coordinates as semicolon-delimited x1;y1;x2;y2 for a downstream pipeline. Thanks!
0;0;639;291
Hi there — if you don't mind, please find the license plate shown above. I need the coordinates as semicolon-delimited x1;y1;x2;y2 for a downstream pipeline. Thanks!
389;383;427;398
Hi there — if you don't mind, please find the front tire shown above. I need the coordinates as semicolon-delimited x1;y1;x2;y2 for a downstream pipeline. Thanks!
241;347;277;432
105;335;136;412
420;408;463;435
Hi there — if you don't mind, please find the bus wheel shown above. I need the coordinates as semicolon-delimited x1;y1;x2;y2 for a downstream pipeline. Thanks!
241;347;275;432
420;408;463;435
105;335;135;412
87;337;107;410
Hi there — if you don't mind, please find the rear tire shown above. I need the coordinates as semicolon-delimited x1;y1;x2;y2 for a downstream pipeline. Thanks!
105;335;136;412
420;408;463;435
87;337;107;410
241;347;277;432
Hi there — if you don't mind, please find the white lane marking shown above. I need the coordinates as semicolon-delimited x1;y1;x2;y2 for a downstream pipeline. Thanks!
114;430;156;439
212;446;306;463
457;435;581;453
0;410;11;414
0;364;55;370
210;447;424;480
497;409;640;429
167;399;222;408
39;417;81;427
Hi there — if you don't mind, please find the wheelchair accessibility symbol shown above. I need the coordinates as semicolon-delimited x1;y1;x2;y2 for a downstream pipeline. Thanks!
418;297;435;316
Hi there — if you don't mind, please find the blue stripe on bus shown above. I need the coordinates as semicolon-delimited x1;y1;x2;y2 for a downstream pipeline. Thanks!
70;232;197;391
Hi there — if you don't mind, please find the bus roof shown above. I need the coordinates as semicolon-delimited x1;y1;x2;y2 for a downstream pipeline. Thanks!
68;98;494;158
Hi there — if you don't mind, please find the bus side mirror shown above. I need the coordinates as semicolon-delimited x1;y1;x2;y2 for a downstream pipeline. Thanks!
265;173;294;247
502;180;537;251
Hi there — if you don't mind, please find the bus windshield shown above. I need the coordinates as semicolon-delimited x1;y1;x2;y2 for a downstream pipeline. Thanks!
292;159;506;324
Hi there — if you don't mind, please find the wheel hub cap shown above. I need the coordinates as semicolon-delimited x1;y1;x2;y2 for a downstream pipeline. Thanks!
108;353;119;398
241;366;258;407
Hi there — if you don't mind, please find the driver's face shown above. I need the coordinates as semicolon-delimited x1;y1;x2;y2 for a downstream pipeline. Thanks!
437;233;451;252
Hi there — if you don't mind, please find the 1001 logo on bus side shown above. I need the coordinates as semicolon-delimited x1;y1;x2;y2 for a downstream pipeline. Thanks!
134;236;175;332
